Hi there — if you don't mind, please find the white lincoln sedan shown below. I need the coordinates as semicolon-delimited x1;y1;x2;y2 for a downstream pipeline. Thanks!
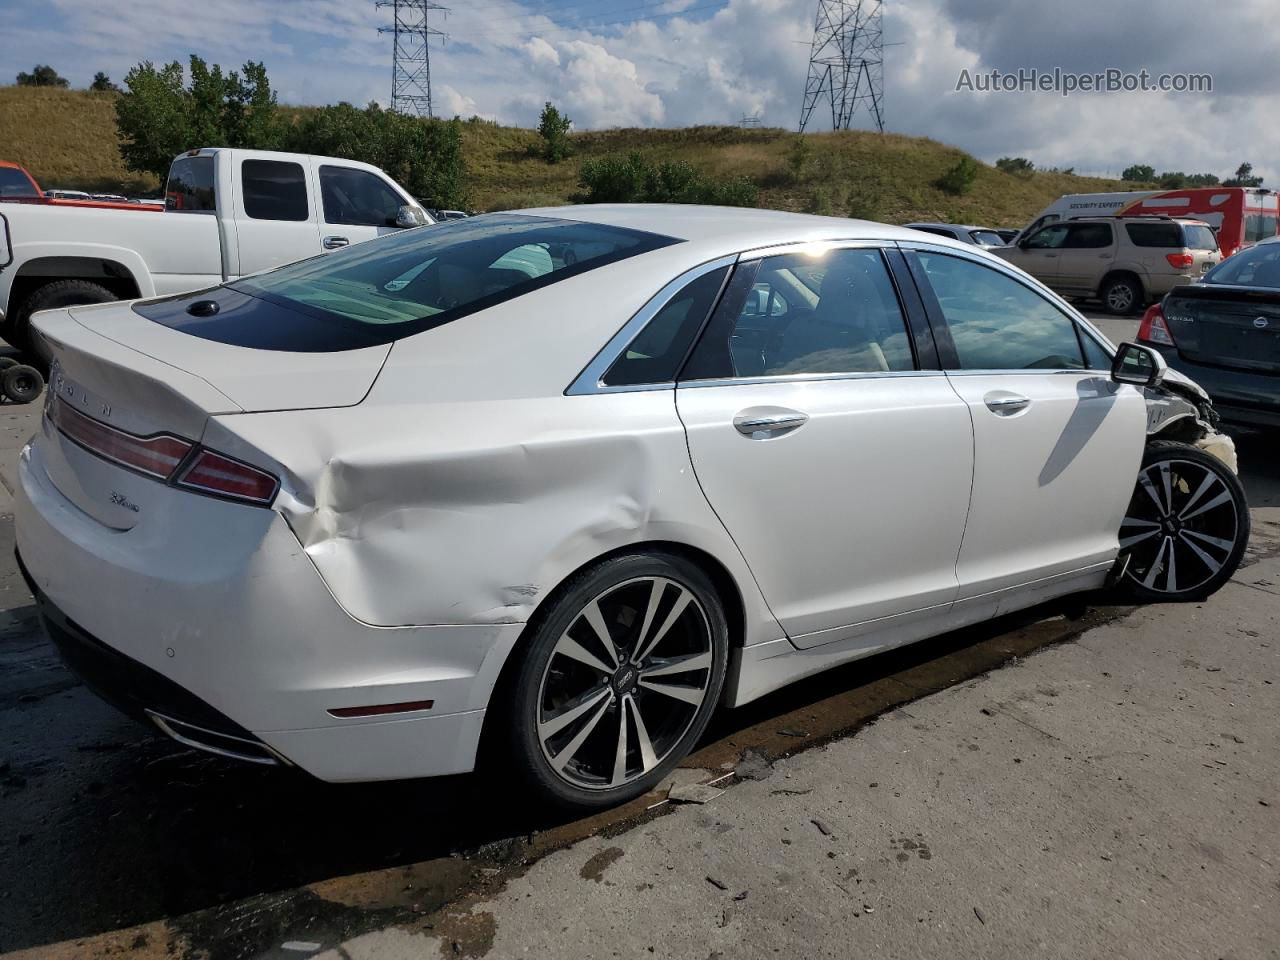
15;206;1248;810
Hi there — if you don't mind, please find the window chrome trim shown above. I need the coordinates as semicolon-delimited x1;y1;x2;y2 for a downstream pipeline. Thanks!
735;237;888;261
565;254;739;396
943;368;1106;377
893;239;1118;371
678;369;947;390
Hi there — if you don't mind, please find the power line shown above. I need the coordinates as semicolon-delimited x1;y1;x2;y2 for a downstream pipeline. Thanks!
377;0;449;117
799;0;884;133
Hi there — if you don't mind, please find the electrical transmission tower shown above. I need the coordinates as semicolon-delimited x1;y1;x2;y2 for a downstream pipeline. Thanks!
376;0;448;117
798;0;884;133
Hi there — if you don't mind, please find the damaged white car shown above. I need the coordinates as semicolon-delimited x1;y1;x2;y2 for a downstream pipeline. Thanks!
15;206;1248;810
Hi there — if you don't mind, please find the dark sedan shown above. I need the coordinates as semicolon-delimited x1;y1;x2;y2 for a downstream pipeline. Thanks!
1137;237;1280;428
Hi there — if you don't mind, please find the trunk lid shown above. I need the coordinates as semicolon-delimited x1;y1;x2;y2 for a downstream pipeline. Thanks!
1162;284;1280;374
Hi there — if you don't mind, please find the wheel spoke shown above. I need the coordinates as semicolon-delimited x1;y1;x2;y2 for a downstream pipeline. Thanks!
610;701;629;786
547;692;612;773
633;586;692;664
641;651;712;679
626;695;658;774
539;686;611;741
1179;488;1230;522
1141;537;1171;589
1159;462;1174;516
582;600;621;669
638;678;705;706
1139;470;1169;516
1177;471;1219;520
632;579;666;659
1119;527;1160;550
1180;528;1235;553
553;633;614;675
1165;537;1178;593
1177;531;1223;574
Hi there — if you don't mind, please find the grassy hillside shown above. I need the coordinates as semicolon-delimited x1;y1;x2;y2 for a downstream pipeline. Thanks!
3;85;1130;227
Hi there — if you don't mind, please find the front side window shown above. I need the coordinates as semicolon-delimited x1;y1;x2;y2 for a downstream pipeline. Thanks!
165;156;216;214
0;167;38;198
603;266;730;386
242;159;308;222
683;248;914;379
915;253;1086;370
320;165;405;227
140;214;679;351
1026;225;1069;249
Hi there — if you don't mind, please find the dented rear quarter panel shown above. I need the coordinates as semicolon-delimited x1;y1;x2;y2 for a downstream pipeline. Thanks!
201;249;783;646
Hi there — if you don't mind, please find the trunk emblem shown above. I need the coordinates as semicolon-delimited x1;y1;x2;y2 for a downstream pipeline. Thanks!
1254;317;1270;329
110;492;140;513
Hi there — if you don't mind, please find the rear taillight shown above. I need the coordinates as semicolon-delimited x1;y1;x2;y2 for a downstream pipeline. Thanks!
49;395;278;506
1165;252;1194;269
50;395;192;479
177;450;278;504
1137;303;1175;346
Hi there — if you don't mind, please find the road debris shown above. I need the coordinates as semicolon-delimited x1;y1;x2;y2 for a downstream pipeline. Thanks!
668;782;725;804
735;748;774;781
705;876;728;891
811;818;833;837
974;907;986;925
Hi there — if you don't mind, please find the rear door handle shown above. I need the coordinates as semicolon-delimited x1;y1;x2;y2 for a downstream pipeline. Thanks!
984;392;1031;415
323;235;350;250
733;411;809;437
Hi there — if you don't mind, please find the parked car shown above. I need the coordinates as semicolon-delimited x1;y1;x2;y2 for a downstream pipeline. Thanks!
1137;235;1280;428
0;161;44;202
994;228;1020;244
905;222;1006;247
0;148;432;351
1012;186;1276;257
994;215;1220;314
15;207;1246;811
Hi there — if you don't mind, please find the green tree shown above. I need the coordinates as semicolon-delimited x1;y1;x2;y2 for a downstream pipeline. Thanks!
16;64;68;87
995;156;1034;176
1224;162;1263;187
1157;171;1187;189
537;102;573;164
1121;164;1155;182
283;102;467;209
115;56;280;181
90;72;118;92
937;156;978;195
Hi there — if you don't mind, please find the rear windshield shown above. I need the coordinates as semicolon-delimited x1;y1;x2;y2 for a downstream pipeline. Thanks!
1245;213;1279;243
1182;224;1218;251
0;167;38;198
969;230;1004;246
1202;242;1280;287
141;214;679;351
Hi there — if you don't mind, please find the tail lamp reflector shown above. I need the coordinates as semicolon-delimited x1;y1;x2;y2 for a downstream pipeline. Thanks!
51;395;192;479
328;700;436;719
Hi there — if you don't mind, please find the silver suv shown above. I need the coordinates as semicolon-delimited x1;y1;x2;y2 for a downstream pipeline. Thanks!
994;215;1220;314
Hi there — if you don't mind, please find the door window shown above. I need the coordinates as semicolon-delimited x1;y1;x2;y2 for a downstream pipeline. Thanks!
1064;223;1113;248
242;159;308;221
914;253;1086;370
1025;225;1069;249
320;166;405;227
682;248;914;379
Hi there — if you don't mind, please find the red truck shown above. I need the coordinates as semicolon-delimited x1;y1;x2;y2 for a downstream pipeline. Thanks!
0;161;160;212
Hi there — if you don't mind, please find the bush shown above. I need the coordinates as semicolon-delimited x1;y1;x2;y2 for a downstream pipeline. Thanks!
116;56;279;180
16;65;68;88
936;157;978;195
537;102;572;164
787;136;812;182
578;152;758;206
283;102;467;209
1121;164;1154;182
995;156;1034;176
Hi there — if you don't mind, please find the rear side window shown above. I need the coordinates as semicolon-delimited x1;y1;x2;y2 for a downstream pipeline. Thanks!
0;167;38;198
603;267;729;386
1064;223;1112;248
1125;222;1183;247
682;248;914;380
165;157;216;213
242;159;308;221
320;166;405;227
914;253;1085;370
140;214;680;351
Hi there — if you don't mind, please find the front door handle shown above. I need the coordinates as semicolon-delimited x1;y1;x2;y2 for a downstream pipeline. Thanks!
733;411;809;437
984;392;1031;415
322;235;350;250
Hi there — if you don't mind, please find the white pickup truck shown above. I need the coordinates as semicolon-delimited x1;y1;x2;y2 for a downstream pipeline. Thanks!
0;147;433;350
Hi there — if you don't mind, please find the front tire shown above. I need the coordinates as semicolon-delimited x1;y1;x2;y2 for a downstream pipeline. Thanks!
1118;441;1249;602
505;552;729;811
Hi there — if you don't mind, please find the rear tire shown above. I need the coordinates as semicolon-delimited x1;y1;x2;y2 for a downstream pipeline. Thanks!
1;364;44;404
1117;441;1249;602
503;552;729;812
1101;275;1142;315
8;279;117;354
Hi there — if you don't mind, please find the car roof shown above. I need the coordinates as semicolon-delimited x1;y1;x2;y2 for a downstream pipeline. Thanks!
906;222;996;232
515;204;974;259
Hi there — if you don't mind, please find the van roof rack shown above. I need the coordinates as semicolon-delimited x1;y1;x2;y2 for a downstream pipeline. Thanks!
1067;213;1175;221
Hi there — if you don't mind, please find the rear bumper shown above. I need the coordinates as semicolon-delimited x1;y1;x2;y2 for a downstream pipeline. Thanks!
15;435;525;782
1149;344;1280;427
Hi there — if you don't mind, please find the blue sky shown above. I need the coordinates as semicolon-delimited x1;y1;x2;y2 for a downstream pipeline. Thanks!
1;0;1275;181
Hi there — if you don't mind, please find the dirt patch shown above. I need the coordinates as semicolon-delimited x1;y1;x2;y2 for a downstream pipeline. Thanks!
579;846;625;883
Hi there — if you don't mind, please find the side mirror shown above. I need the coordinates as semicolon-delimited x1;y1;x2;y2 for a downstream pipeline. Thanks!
395;204;427;228
1111;341;1167;388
